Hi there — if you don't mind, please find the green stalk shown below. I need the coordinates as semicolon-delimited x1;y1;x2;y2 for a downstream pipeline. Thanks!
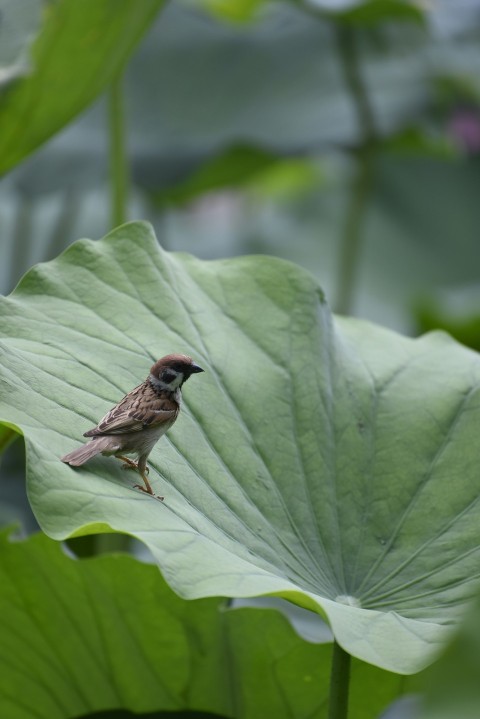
328;640;351;719
335;148;374;315
108;70;129;228
334;24;377;316
335;25;377;143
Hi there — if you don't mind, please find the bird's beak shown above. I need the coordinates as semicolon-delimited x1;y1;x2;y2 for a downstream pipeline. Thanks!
191;363;204;373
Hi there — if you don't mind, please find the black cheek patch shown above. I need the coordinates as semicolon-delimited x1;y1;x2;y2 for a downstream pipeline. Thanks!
161;370;177;384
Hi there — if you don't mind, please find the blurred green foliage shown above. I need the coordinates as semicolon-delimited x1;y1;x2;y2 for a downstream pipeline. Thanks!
2;0;480;333
1;1;480;717
415;286;480;352
420;594;480;719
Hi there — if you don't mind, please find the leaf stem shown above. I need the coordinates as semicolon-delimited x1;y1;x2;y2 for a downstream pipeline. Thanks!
108;70;129;228
335;25;377;143
334;25;377;315
328;640;351;719
335;148;374;315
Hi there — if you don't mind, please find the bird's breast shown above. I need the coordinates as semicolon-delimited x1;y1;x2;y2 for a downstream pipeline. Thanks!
119;420;175;457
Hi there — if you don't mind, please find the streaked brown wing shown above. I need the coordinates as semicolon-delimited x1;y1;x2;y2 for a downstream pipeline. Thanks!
84;382;178;437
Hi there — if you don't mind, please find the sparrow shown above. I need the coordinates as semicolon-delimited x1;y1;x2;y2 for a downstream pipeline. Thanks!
61;354;204;498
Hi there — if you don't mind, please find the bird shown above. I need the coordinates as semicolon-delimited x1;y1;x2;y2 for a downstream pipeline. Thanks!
61;354;204;498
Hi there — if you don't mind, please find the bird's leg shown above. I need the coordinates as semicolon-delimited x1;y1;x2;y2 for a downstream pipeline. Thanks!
117;455;138;470
117;455;149;474
133;456;164;501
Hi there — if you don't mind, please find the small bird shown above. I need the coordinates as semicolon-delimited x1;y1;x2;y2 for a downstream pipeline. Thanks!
61;354;204;498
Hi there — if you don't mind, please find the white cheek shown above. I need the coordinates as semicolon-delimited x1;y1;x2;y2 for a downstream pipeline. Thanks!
149;372;184;391
169;373;184;389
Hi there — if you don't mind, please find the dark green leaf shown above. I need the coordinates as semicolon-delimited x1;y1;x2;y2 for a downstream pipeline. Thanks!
419;594;480;719
0;0;164;175
0;529;405;718
301;0;425;25
151;145;281;206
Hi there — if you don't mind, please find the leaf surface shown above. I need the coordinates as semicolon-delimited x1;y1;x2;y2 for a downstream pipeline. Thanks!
1;222;480;673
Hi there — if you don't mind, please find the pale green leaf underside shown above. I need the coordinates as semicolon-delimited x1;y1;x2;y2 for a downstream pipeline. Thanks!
1;222;480;673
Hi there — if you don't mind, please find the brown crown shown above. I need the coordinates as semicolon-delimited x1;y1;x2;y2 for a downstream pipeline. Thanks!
150;354;203;377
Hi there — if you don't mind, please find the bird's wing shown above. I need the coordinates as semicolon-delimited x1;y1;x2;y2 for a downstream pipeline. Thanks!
83;383;179;437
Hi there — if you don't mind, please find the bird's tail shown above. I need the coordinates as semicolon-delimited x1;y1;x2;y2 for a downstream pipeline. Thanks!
61;437;114;466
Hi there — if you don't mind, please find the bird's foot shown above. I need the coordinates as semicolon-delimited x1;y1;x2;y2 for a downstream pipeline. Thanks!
133;468;162;500
133;484;164;501
117;457;160;498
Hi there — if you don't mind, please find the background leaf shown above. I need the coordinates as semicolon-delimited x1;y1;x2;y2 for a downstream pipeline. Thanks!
150;145;285;207
1;222;480;674
3;1;480;335
309;0;425;25
0;529;407;719
0;0;164;175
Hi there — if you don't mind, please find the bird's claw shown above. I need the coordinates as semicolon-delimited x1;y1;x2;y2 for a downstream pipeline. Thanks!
133;484;164;501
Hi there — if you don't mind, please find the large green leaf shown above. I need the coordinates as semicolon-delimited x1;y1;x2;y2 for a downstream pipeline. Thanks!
0;529;406;719
1;222;480;674
0;0;163;175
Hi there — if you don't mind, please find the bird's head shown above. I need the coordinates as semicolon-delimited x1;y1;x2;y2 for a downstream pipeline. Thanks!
149;353;204;391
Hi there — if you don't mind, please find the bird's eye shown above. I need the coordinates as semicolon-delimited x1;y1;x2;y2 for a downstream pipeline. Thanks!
162;370;177;384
